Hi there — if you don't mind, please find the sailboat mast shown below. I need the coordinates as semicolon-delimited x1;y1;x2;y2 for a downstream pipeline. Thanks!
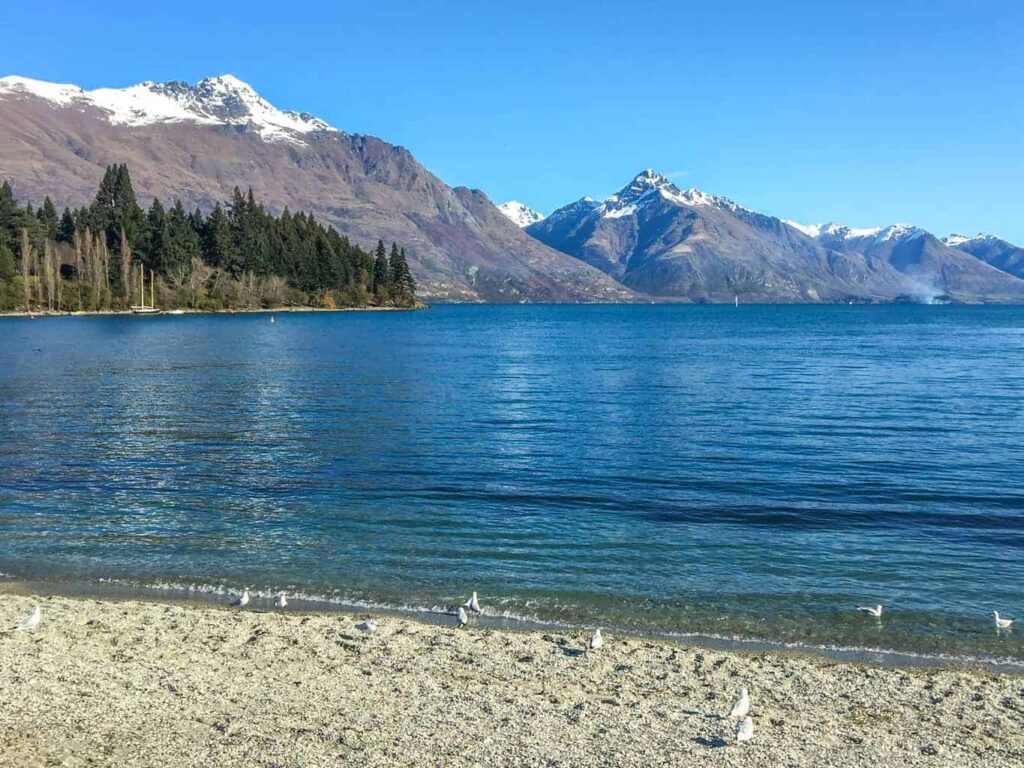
150;270;155;309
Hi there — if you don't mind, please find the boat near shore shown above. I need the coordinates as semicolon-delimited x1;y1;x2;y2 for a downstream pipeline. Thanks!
130;265;162;316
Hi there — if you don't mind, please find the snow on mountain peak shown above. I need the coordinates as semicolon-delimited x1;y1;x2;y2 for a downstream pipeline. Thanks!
599;170;744;219
785;220;885;241
877;223;925;242
498;200;545;228
0;74;337;145
943;232;999;248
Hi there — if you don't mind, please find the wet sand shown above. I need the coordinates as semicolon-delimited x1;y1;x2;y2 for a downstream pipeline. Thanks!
1;591;1021;767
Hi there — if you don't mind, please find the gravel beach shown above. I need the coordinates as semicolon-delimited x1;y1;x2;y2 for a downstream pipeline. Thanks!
1;591;1022;767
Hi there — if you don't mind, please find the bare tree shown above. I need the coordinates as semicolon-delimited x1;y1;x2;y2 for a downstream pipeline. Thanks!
74;230;83;312
43;241;55;311
20;228;33;313
120;228;131;307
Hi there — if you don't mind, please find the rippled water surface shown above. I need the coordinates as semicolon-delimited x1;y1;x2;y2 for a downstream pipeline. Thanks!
1;305;1022;663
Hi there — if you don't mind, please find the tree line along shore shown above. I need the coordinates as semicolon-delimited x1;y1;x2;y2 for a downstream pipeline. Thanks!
0;164;418;314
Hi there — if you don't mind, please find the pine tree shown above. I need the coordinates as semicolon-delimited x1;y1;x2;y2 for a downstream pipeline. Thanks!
39;197;58;240
389;245;416;306
372;239;389;300
0;244;14;282
57;208;76;244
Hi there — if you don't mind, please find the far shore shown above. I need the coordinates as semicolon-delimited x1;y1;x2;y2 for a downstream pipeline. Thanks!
1;588;1021;767
0;304;428;318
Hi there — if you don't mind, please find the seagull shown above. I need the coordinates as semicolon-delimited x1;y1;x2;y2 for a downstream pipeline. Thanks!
857;604;883;618
457;606;468;628
273;592;288;609
356;619;378;634
993;611;1014;629
232;589;250;608
736;715;754;743
589;628;604;651
729;686;750;719
16;606;41;632
464;591;482;614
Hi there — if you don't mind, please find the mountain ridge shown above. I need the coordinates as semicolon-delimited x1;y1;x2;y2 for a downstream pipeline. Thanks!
0;74;634;304
525;170;1024;303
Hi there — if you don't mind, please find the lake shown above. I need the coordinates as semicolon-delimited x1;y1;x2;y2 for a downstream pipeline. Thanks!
1;305;1022;665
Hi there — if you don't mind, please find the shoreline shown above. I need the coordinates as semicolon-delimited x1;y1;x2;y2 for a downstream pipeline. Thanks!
1;588;1022;767
3;577;1021;674
0;304;427;318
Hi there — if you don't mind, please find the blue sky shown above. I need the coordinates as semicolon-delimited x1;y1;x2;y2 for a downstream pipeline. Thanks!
3;0;1023;241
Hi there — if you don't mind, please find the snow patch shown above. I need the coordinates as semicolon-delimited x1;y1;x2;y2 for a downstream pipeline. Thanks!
0;73;338;146
943;233;998;248
498;200;545;228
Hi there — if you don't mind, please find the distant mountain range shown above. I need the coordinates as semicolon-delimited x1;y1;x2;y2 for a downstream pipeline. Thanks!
508;171;1024;303
1;73;1019;304
0;75;633;304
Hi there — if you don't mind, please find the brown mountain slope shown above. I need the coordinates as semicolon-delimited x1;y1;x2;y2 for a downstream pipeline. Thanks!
0;84;634;304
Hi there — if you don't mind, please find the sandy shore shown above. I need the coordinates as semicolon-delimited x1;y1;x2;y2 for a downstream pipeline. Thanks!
1;592;1021;767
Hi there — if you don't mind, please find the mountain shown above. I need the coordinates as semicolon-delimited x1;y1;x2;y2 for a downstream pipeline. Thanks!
787;220;1024;301
497;200;545;228
528;171;911;302
527;170;1024;303
943;233;1024;279
0;75;633;304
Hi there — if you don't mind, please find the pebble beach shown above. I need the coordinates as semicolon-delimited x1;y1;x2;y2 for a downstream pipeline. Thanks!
1;590;1022;768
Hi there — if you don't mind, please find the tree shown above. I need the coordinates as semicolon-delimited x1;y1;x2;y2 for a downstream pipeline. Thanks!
120;227;132;306
389;245;416;306
372;239;389;299
20;228;33;311
0;244;15;282
57;208;76;244
38;197;58;240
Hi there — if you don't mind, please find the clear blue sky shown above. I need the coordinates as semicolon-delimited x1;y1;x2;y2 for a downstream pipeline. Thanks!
4;0;1023;241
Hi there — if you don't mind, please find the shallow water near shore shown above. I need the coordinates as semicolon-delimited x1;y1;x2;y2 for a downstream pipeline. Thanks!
1;305;1022;666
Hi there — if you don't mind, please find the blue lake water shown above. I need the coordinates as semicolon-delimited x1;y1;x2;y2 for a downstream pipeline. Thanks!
1;305;1022;664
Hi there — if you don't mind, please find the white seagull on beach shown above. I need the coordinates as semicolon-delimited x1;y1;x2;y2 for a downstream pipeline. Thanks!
736;715;754;743
356;619;378;634
993;611;1014;629
589;628;604;651
857;604;883;618
729;686;750;719
16;606;41;632
464;591;482;614
232;589;250;608
273;592;288;609
457;606;469;628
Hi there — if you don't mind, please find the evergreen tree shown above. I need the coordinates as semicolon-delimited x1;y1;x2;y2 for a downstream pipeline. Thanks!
0;243;15;281
389;246;416;306
57;208;76;244
38;197;59;240
372;239;389;297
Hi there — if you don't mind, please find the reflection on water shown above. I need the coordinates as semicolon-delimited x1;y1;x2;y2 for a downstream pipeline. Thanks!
0;305;1023;662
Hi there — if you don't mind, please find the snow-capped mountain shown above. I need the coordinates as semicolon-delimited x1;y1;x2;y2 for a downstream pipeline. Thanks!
944;233;1024;279
598;169;746;219
0;74;635;304
497;200;545;228
526;169;1024;303
0;74;335;145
